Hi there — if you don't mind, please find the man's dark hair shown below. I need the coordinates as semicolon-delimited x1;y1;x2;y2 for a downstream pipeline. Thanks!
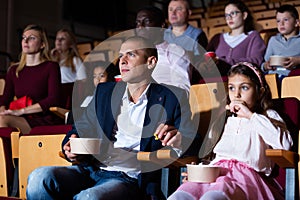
277;4;299;19
137;6;166;27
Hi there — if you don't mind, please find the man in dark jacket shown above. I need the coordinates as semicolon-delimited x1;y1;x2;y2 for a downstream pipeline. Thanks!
26;36;198;200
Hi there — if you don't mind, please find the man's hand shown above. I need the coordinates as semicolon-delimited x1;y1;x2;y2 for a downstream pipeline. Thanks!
154;123;182;148
63;134;78;162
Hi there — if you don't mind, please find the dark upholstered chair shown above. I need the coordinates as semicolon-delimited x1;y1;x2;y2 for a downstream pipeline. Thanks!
266;97;300;200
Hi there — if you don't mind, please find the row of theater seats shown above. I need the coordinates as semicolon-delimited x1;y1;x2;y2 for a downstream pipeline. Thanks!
0;80;76;199
189;0;300;41
77;0;300;62
0;73;299;199
77;1;300;64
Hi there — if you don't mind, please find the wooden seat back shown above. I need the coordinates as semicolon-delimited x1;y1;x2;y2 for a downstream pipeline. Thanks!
189;81;228;140
265;74;279;99
18;134;71;199
282;76;300;100
0;127;19;197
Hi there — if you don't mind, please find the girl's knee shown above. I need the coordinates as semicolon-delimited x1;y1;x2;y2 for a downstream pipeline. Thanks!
0;115;7;124
167;191;197;200
200;191;229;200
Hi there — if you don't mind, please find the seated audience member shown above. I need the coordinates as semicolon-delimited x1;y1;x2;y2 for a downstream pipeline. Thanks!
51;28;87;83
262;4;300;81
82;61;119;106
0;24;63;134
164;0;208;58
67;61;119;124
136;5;192;92
26;36;198;200
168;62;293;200
206;0;266;77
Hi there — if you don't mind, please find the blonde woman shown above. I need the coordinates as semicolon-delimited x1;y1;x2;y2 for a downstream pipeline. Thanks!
0;24;63;134
51;28;86;83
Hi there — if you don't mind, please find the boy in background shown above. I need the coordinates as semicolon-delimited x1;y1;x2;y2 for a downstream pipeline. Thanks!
262;4;300;80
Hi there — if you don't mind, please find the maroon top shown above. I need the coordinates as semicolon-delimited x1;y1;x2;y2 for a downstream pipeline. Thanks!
0;61;64;127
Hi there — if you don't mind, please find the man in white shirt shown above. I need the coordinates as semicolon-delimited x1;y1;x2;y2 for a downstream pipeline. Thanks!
136;6;193;92
26;36;199;200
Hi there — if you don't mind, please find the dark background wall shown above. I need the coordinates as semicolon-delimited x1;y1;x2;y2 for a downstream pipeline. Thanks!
0;0;204;64
0;0;166;62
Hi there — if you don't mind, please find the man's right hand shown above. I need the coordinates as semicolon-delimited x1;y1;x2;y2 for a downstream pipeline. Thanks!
63;134;78;162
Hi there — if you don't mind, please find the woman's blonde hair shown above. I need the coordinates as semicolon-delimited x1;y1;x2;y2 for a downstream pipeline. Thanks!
52;28;82;72
16;24;51;77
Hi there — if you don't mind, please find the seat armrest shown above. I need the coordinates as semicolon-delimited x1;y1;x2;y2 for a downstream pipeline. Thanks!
58;150;66;159
265;149;299;168
11;129;22;166
137;149;199;168
137;151;173;166
50;106;70;119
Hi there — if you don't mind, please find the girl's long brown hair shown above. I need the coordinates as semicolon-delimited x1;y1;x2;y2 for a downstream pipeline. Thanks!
225;0;256;34
199;62;286;161
52;28;82;72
